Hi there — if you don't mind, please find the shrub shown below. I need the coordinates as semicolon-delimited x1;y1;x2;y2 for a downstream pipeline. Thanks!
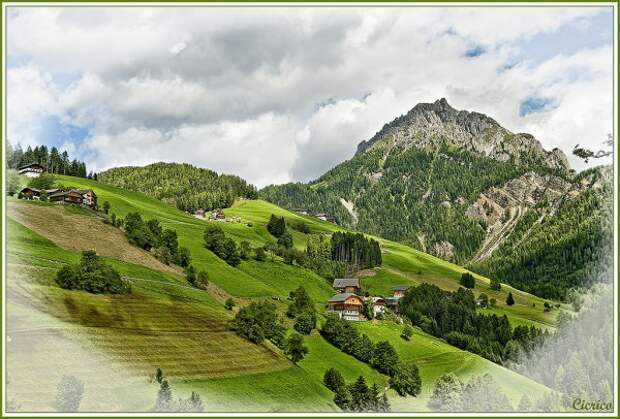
389;362;422;397
285;333;308;363
56;265;81;290
203;225;240;266
371;341;399;377
506;292;515;306
153;246;173;265
254;247;266;261
177;246;191;267
490;278;501;291
294;310;317;335
401;325;413;340
233;301;284;344
459;272;475;289
323;368;345;392
291;221;310;234
55;251;130;294
267;214;286;237
239;240;251;260
277;230;293;249
195;270;209;290
224;297;235;310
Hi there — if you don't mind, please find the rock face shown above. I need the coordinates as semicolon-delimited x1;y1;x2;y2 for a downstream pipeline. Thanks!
466;172;589;263
356;98;570;172
429;241;455;262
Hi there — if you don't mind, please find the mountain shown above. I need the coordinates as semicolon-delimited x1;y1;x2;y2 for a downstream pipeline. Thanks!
356;98;570;172
98;162;258;213
260;99;612;300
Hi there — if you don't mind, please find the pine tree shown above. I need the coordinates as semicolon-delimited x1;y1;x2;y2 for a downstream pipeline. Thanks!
506;292;515;306
155;379;173;411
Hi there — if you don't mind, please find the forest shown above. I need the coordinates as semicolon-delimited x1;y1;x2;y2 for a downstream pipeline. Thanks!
470;184;613;300
399;283;549;364
6;142;89;178
99;162;257;212
260;146;558;264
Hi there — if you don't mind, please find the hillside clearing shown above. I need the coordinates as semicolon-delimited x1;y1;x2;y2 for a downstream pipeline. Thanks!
8;200;180;277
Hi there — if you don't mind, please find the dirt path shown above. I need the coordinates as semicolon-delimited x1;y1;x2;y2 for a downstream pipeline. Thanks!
8;201;181;276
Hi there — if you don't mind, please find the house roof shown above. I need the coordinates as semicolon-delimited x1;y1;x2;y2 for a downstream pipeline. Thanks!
333;278;359;288
20;187;40;193
392;285;410;291
328;293;363;303
18;163;45;170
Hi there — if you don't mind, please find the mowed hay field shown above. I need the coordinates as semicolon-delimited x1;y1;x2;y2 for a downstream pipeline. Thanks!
5;222;301;412
6;175;558;412
353;321;550;411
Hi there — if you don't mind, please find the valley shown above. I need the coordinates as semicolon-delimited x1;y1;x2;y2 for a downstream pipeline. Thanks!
6;173;558;412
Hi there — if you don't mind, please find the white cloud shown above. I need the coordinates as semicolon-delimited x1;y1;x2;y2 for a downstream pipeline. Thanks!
6;64;59;147
83;113;298;188
5;6;614;186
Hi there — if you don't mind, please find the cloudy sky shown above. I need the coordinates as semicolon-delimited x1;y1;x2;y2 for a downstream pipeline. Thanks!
6;6;614;187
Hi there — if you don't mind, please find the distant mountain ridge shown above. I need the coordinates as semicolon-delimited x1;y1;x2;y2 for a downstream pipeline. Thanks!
260;99;612;300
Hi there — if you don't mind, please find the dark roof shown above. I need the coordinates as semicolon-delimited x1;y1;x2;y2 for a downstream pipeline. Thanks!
18;163;45;170
20;187;40;193
49;191;68;199
328;293;362;303
333;278;360;288
392;285;410;291
76;189;96;196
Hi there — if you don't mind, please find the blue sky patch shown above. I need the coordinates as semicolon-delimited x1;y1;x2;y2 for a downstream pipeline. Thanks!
519;97;554;117
464;45;486;58
515;10;612;66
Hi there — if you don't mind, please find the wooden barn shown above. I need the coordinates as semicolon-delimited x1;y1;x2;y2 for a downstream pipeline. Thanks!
332;278;360;294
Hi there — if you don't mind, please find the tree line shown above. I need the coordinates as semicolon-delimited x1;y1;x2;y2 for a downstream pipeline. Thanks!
55;250;131;294
399;283;549;364
7;143;90;178
203;214;381;283
320;314;421;399
470;184;613;300
232;300;309;364
330;231;382;271
323;370;390;412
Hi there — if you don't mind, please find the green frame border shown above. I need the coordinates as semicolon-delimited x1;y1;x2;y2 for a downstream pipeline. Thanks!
0;1;617;418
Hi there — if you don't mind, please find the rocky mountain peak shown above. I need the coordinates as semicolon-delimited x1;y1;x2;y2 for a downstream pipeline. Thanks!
355;99;570;173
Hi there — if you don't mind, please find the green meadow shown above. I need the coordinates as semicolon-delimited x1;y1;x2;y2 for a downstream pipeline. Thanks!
6;174;558;412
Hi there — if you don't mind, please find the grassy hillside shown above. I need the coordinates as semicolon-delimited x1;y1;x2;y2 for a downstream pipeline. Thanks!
6;174;557;412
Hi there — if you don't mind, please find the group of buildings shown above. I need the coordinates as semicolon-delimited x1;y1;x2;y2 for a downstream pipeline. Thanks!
292;208;336;223
193;208;242;223
19;187;98;210
17;164;98;211
326;278;410;321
